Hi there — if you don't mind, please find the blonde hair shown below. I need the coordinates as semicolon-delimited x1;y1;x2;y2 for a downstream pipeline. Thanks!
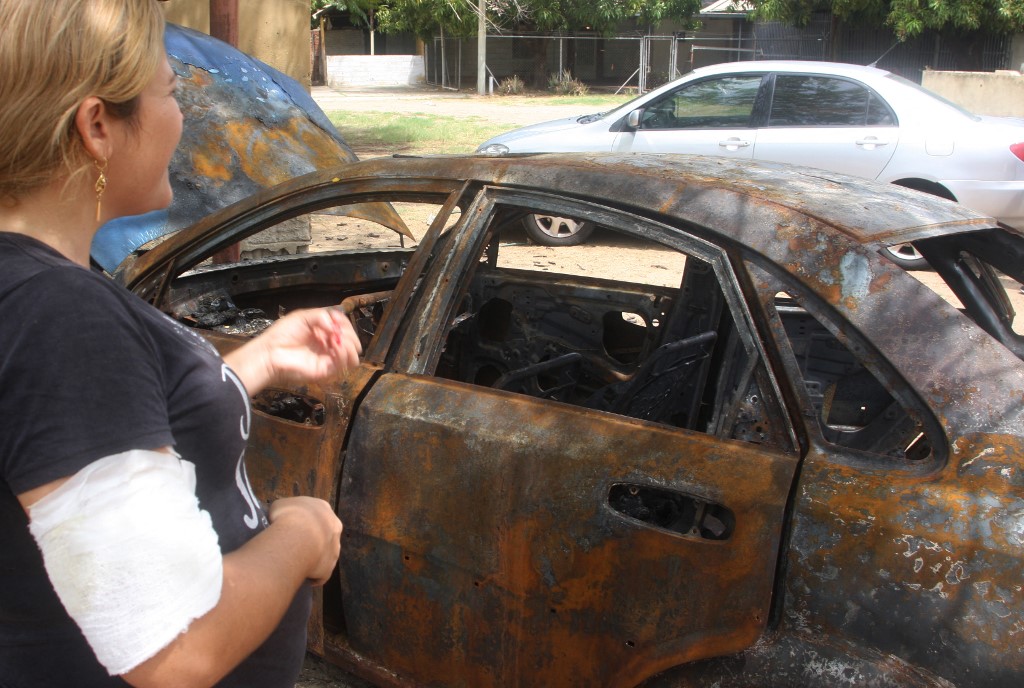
0;0;166;200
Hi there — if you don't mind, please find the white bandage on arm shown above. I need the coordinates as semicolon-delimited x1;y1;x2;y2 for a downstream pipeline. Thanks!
27;449;223;676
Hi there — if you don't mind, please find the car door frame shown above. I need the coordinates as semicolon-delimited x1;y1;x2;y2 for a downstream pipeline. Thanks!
336;186;804;686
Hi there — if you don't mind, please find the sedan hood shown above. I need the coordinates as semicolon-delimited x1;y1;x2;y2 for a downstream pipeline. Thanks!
479;114;599;148
92;24;408;273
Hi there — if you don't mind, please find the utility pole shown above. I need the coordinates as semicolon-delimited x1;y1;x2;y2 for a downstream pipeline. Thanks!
477;0;486;95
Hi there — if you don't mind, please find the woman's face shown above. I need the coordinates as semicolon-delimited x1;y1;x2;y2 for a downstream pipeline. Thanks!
104;54;183;220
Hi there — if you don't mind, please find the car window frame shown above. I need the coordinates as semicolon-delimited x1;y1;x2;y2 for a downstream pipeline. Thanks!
624;72;772;132
743;257;947;473
388;185;798;451
763;72;899;129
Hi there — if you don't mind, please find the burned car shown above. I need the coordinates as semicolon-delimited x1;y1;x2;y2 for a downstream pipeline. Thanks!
115;153;1024;687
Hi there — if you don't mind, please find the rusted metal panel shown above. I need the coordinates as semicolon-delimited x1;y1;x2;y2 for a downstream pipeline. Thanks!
339;373;797;687
343;154;993;244
778;435;1024;686
739;256;1024;684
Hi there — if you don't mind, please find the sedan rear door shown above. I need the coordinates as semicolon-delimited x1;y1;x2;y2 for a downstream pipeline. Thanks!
753;73;900;179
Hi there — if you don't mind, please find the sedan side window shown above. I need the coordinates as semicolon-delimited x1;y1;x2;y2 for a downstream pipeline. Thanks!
641;76;762;130
748;260;936;465
430;205;793;452
769;75;896;127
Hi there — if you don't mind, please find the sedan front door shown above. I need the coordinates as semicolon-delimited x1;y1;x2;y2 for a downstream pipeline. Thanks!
337;189;799;687
613;74;765;159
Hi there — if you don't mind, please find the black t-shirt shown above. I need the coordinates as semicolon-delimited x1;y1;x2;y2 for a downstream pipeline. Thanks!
0;232;310;687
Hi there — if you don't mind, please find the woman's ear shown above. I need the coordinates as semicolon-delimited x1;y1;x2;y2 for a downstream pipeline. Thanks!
74;96;114;162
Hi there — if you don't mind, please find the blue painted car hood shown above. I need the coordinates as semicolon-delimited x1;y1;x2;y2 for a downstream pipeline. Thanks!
91;24;358;272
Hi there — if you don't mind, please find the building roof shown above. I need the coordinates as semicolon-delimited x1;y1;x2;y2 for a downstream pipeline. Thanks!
700;0;754;14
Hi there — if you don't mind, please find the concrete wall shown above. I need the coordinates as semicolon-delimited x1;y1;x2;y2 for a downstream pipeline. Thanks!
326;55;425;87
160;0;310;86
921;69;1024;117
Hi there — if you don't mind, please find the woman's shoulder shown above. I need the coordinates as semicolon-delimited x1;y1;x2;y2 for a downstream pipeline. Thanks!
1;232;111;295
1;237;146;338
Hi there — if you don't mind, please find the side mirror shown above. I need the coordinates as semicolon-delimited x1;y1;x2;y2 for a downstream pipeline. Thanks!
627;109;642;129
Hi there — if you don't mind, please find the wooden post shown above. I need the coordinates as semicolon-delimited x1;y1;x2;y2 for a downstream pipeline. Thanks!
209;0;239;47
210;0;241;263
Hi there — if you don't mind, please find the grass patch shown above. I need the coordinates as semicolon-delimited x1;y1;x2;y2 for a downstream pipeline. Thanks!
327;111;516;155
325;93;631;156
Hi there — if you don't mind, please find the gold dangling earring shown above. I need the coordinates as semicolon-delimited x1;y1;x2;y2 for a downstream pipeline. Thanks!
94;158;108;223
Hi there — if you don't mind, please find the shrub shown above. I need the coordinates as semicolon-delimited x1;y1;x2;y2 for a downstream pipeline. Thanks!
547;69;589;96
497;75;525;95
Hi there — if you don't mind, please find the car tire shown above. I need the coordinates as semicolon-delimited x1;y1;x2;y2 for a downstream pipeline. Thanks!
523;214;595;246
882;243;928;270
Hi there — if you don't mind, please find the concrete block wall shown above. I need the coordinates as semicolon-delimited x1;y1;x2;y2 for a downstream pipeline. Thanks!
327;55;425;87
922;69;1024;117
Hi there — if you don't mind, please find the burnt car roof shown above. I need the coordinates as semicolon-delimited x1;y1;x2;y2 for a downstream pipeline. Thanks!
410;152;994;245
122;153;1023;439
123;152;998;286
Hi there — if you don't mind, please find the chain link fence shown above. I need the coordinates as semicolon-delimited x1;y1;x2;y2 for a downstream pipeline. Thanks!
424;20;1013;93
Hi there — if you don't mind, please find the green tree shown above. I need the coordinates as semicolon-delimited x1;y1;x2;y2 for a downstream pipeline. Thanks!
312;0;388;53
750;0;1024;38
376;0;701;37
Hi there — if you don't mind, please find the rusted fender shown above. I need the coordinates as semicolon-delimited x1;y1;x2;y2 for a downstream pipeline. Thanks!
90;23;409;272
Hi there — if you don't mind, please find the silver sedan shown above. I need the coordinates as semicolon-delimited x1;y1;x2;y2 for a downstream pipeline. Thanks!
478;60;1024;268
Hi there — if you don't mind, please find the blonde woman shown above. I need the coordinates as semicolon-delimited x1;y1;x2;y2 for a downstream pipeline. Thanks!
0;1;362;686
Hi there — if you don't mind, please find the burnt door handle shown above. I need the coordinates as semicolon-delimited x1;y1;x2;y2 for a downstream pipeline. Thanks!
608;483;734;540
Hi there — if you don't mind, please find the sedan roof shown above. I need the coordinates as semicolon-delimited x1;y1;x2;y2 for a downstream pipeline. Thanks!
689;60;895;80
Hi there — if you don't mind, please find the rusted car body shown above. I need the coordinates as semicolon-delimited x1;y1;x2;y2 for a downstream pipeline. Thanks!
117;153;1024;687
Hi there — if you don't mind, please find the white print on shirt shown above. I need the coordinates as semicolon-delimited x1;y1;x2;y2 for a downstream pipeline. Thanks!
221;365;251;440
235;455;262;530
222;364;262;530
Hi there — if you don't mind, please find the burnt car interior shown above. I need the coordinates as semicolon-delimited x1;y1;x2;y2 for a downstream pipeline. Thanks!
438;242;730;432
153;190;951;465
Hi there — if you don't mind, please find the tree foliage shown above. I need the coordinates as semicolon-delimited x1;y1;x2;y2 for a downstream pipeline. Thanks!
311;0;386;29
750;0;1024;38
370;0;702;39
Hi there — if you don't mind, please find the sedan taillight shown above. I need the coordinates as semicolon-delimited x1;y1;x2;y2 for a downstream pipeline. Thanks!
1012;143;1024;162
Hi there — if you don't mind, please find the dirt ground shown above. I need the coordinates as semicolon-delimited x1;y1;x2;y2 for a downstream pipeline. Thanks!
294;85;1023;687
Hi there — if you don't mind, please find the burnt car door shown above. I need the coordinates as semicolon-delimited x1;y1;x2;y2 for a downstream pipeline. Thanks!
338;188;801;686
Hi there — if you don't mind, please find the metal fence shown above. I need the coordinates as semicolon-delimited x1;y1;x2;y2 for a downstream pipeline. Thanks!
424;18;1013;93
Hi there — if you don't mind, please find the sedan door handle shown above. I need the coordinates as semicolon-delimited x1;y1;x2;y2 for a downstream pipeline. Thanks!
718;137;751;150
855;137;889;149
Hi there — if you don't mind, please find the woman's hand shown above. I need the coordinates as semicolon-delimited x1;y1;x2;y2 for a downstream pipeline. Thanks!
267;497;343;586
223;307;362;395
